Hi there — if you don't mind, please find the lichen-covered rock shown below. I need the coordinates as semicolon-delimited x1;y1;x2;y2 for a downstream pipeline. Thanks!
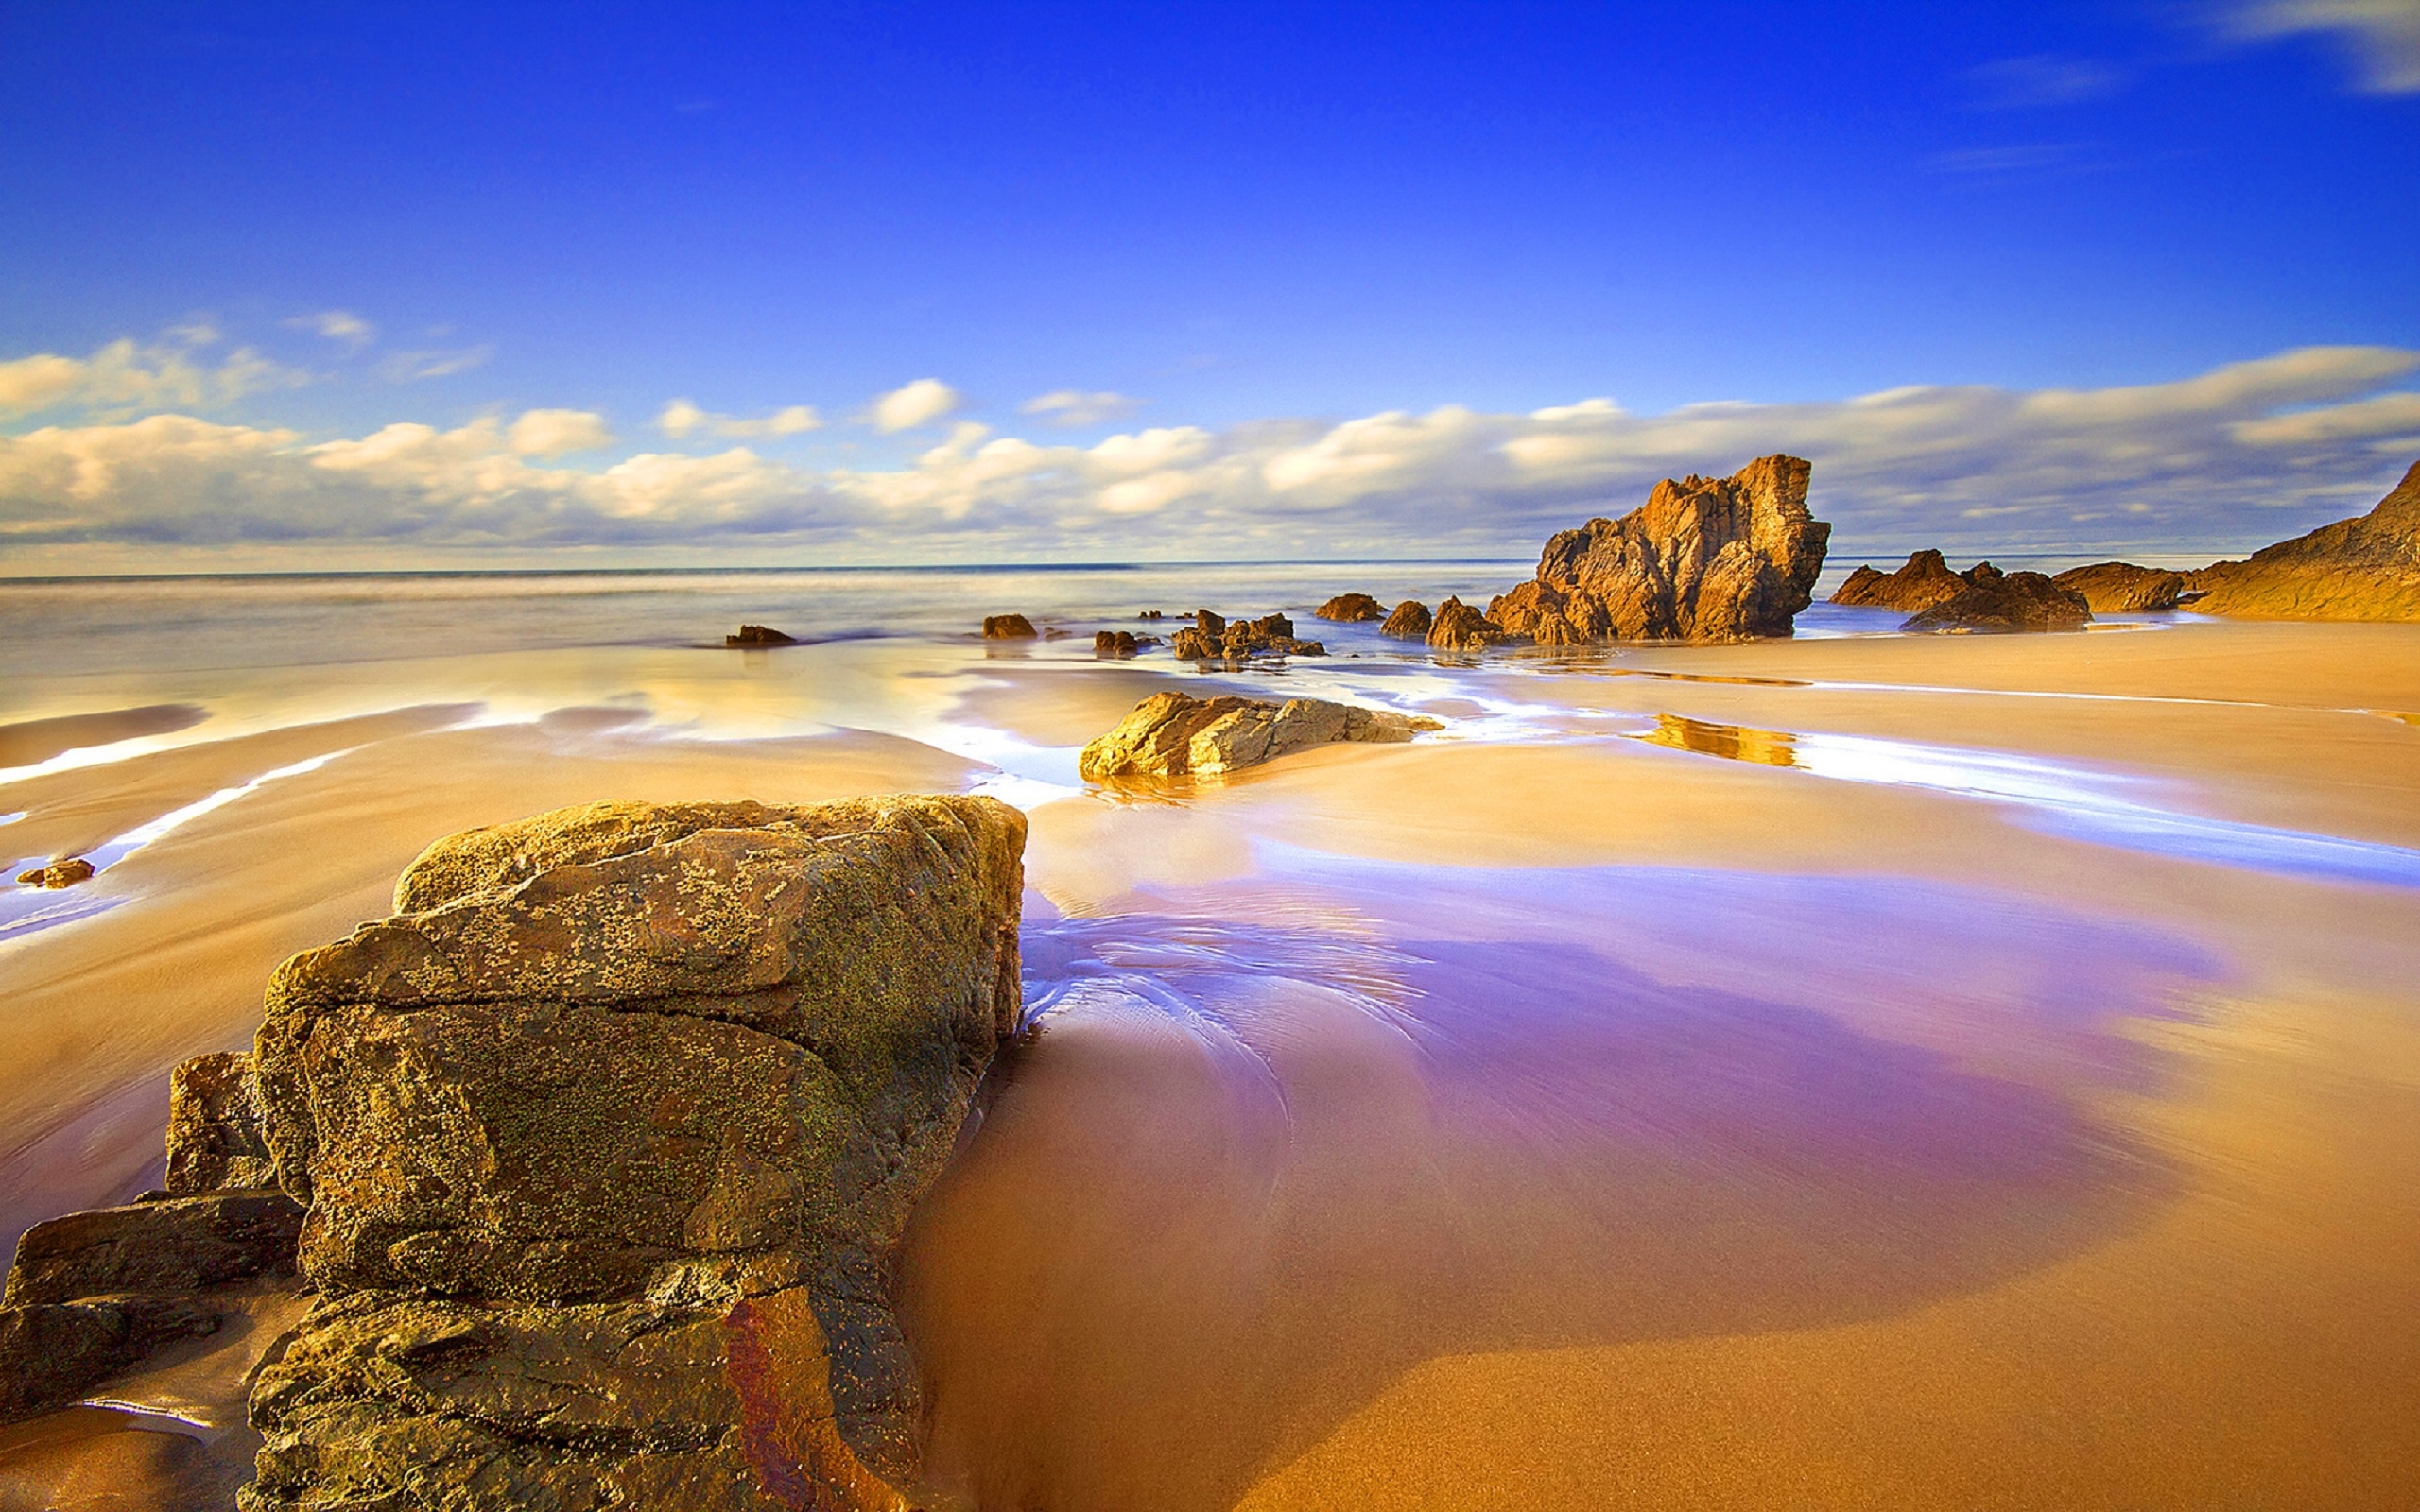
2050;562;2188;613
1831;550;1968;612
247;795;1024;1504
1902;564;2092;633
166;1051;279;1194
1379;600;1432;639
1169;610;1325;661
1315;593;1386;622
1426;596;1508;652
980;613;1037;639
1489;455;1831;643
1079;692;1441;780
2186;459;2420;622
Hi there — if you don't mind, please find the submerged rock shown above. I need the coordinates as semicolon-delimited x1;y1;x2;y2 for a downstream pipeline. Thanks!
2186;458;2420;622
1490;454;1831;643
726;625;798;647
13;857;95;888
1169;610;1325;661
1831;550;1968;612
1315;593;1387;622
1079;692;1442;780
2052;561;2189;613
1379;599;1433;639
244;795;1025;1506
1903;564;2093;633
981;613;1038;639
1426;596;1509;652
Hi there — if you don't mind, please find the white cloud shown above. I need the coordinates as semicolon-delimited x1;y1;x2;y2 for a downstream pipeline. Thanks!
507;408;614;457
1020;389;1146;426
656;399;822;439
0;335;305;421
869;377;962;433
285;310;377;348
378;346;494;382
2218;0;2420;93
4;345;2416;563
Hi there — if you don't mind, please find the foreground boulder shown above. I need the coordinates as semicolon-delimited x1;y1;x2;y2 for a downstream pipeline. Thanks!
1380;600;1433;638
1169;610;1326;661
2051;562;2188;613
1080;692;1441;780
1490;455;1830;643
2187;458;2420;621
244;796;1026;1508
1831;550;1968;612
1426;596;1509;652
1903;564;2092;633
1315;593;1387;622
981;613;1037;639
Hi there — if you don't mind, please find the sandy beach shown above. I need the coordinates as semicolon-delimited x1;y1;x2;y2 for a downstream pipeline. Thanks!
3;577;2417;1509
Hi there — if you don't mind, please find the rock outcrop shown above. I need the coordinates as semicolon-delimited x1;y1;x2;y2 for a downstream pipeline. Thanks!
1079;692;1441;780
1830;550;1968;613
2050;562;2188;613
981;613;1037;639
2186;459;2420;622
1902;564;2092;633
239;795;1026;1509
726;625;798;647
1168;610;1326;661
0;1051;303;1425
1094;629;1160;658
1379;600;1432;639
1489;455;1831;643
1426;596;1509;652
13;857;95;888
1315;593;1387;622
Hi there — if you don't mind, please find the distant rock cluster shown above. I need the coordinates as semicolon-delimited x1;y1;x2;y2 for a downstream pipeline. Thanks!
1833;551;2093;632
1169;610;1326;661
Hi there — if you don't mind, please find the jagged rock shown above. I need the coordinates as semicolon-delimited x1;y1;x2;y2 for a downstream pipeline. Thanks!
13;857;95;888
1489;454;1831;642
1315;593;1387;622
2186;459;2420;621
245;796;1025;1505
1380;600;1432;638
725;625;798;647
1095;630;1141;657
1831;550;1968;612
1902;564;2092;633
166;1051;279;1194
981;613;1037;639
1426;596;1508;652
1169;610;1325;661
1079;692;1441;780
2051;562;2188;613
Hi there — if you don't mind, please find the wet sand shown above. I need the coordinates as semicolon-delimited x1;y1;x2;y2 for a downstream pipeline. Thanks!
1;613;2416;1508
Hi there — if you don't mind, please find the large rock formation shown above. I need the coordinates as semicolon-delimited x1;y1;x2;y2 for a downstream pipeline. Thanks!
1379;600;1432;639
241;796;1026;1510
2186;459;2420;621
1830;550;1968;613
1902;564;2092;633
1168;610;1326;661
1489;455;1831;643
1314;593;1387;622
1080;692;1441;780
1426;596;1509;652
2051;562;2188;613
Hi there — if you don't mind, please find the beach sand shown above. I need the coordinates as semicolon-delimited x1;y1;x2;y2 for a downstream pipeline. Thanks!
2;616;2416;1508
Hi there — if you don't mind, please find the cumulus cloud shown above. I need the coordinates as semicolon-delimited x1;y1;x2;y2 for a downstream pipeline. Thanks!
4;346;2416;563
0;335;306;421
1020;389;1146;426
285;310;377;348
869;378;962;433
2217;0;2420;93
656;399;822;439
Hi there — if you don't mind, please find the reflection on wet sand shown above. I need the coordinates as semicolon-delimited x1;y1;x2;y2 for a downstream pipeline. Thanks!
900;857;2213;1512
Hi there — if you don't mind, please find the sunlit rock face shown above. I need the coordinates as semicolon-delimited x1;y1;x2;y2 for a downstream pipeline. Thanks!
2051;561;2188;613
1491;454;1831;643
244;796;1026;1511
1903;563;2092;633
1832;549;1969;612
1080;692;1439;780
2188;457;2420;622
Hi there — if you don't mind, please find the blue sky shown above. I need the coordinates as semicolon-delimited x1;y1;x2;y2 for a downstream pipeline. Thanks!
2;1;2415;569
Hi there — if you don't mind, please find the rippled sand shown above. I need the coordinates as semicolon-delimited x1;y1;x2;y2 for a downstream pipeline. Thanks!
3;612;2417;1508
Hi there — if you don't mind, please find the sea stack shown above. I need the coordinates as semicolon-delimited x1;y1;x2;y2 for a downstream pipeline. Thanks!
1490;454;1831;643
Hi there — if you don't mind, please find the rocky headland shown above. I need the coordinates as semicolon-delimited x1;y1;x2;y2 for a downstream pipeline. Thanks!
1489;454;1831;643
0;794;1028;1511
1080;692;1441;780
2187;458;2420;622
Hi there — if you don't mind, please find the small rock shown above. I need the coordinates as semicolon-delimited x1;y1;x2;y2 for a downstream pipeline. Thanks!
1315;593;1387;622
1902;564;2093;633
1380;600;1432;638
725;624;798;647
1427;596;1508;652
1139;610;1165;620
2051;562;2188;613
1095;630;1141;658
981;614;1038;639
14;858;95;888
1080;692;1441;780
